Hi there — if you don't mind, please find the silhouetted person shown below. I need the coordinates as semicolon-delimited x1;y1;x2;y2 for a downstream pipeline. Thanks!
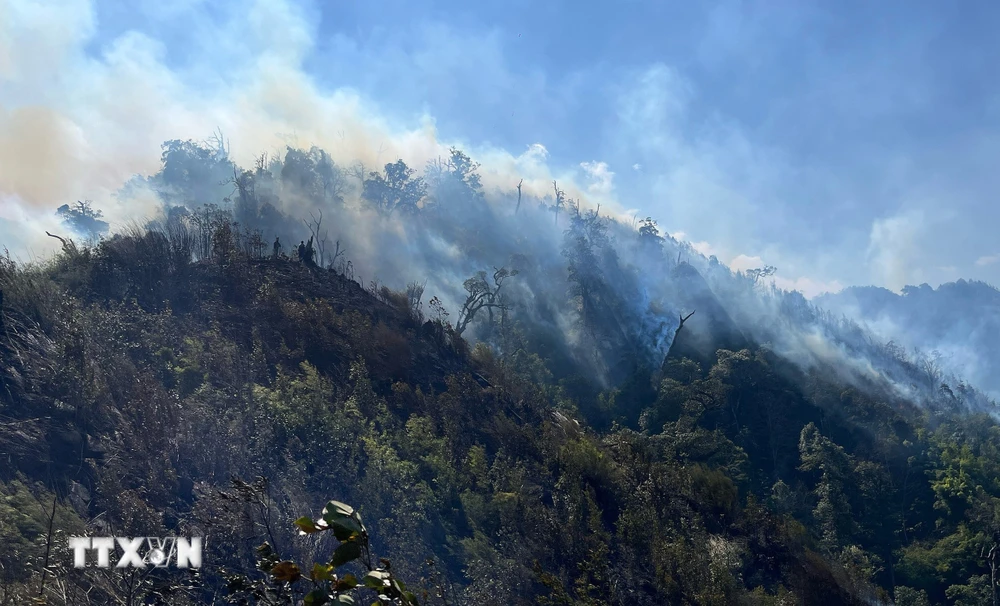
273;236;281;258
297;241;305;262
305;236;315;267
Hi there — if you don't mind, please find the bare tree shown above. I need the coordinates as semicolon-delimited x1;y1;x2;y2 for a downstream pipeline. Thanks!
44;231;69;249
350;160;367;189
746;265;777;286
677;311;695;332
982;536;999;606
406;281;426;319
551;181;567;226
208;126;230;158
455;267;518;336
330;240;347;272
304;210;330;267
515;179;523;214
665;310;696;358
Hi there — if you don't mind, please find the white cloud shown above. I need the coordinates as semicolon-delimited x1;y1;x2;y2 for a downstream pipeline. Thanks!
728;252;841;298
772;275;844;299
690;240;716;257
729;253;764;272
975;253;1000;267
579;160;614;197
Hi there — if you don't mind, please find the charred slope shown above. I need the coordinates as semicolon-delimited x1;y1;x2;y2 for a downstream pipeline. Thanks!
214;258;474;393
0;234;997;605
0;253;477;491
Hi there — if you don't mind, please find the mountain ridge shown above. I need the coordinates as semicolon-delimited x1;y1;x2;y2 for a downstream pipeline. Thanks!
816;278;1000;397
1;140;998;604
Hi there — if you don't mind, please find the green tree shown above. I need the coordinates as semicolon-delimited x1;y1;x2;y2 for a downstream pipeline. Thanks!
799;422;855;553
362;160;427;217
56;200;110;240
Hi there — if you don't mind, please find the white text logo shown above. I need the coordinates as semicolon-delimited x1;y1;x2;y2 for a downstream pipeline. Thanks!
68;537;202;568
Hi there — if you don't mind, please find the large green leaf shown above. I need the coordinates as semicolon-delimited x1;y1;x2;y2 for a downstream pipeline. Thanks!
330;541;362;568
321;500;355;522
362;570;390;590
330;516;364;542
296;516;322;534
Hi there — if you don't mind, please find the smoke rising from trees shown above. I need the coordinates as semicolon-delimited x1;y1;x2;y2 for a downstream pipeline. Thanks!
36;133;990;414
3;0;996;408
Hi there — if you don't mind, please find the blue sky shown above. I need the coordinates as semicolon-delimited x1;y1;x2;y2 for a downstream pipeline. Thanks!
3;0;1000;295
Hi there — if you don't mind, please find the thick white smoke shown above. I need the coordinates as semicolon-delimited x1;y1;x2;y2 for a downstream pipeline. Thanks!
2;0;995;410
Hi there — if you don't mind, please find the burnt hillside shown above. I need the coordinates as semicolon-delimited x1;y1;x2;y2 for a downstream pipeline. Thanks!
1;223;999;606
0;140;998;605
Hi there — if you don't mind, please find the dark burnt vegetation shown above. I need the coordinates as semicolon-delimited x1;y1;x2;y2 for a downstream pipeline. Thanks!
0;139;998;604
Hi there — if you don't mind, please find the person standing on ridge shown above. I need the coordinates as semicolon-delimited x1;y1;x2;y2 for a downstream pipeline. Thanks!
305;236;315;266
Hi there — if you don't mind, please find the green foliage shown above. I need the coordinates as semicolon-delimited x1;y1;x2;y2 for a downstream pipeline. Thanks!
281;146;347;205
4;216;1000;605
362;160;427;217
893;586;931;606
56;200;110;240
0;481;85;579
798;423;855;552
897;524;985;596
944;574;994;606
224;496;420;606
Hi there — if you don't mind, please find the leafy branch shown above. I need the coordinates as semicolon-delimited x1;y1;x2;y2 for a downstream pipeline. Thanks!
229;500;418;605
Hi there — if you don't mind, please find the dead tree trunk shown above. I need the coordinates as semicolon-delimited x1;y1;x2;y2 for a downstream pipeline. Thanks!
45;231;68;248
983;540;999;606
552;181;563;226
665;310;696;359
304;210;329;268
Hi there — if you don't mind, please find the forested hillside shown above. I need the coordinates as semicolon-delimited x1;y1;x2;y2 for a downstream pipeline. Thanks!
817;282;1000;398
1;141;999;605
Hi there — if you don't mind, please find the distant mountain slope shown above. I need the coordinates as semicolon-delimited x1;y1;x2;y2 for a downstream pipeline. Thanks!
816;279;1000;396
